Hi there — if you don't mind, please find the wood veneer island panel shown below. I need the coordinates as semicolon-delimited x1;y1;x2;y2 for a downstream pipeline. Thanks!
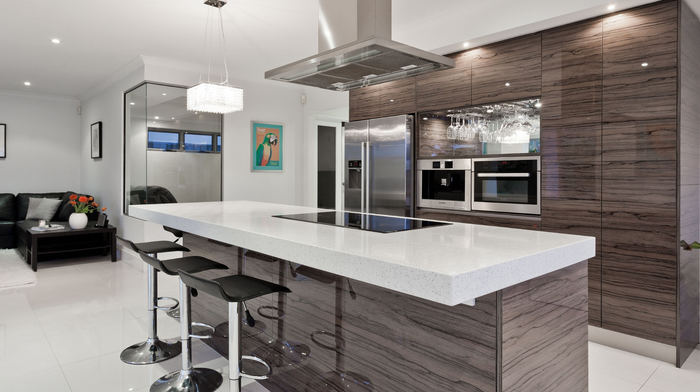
184;234;588;392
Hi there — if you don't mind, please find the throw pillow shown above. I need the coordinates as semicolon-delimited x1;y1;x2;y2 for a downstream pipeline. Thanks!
25;197;62;220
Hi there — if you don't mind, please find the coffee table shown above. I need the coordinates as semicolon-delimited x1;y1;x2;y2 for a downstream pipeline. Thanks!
17;222;117;271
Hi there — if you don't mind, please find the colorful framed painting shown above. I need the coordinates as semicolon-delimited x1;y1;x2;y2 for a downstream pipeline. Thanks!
251;121;283;172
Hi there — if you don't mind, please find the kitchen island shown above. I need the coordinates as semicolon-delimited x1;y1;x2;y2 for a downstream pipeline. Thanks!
130;201;595;392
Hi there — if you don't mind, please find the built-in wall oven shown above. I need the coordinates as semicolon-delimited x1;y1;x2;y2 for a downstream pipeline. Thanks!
471;157;541;215
417;159;471;211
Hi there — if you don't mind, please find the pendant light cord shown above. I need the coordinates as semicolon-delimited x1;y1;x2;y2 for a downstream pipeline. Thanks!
198;4;230;86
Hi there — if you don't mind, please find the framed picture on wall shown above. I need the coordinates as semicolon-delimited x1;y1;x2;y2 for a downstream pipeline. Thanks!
0;124;5;158
91;121;102;159
251;121;283;172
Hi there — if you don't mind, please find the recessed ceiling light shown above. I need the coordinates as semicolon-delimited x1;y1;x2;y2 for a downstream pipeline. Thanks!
162;93;167;96
171;117;175;120
154;116;159;119
195;112;198;114
608;4;615;10
423;117;428;120
51;38;60;44
130;102;135;105
390;99;394;102
153;121;156;124
24;82;31;86
505;82;510;86
463;42;469;48
641;62;649;67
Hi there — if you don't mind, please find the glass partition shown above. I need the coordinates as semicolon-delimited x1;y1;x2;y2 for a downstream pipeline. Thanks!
124;83;223;215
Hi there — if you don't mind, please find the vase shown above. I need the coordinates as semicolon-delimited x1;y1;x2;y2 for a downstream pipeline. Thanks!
69;213;88;230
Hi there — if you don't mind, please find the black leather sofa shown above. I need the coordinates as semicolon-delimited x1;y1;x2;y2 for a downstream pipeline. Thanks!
0;192;98;249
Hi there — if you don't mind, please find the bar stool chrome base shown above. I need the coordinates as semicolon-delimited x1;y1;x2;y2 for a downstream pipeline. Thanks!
150;368;223;392
120;338;181;365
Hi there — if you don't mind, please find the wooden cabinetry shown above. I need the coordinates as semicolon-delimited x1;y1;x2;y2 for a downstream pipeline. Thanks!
600;1;679;346
415;210;541;231
348;78;416;121
471;34;542;105
602;1;678;122
349;84;382;121
416;51;472;112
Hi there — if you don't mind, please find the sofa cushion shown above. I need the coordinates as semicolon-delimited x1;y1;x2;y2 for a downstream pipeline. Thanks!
16;193;65;221
0;194;15;221
26;197;62;220
0;221;14;236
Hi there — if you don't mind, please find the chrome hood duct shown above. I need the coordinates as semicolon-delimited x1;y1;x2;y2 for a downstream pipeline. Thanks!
265;0;455;91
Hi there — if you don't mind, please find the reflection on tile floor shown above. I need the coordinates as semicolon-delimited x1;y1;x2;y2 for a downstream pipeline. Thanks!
0;255;698;391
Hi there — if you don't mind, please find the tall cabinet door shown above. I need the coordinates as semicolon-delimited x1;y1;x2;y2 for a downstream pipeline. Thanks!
344;121;369;213
368;115;412;217
601;0;678;346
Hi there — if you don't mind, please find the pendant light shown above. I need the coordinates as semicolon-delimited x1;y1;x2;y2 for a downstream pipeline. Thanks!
187;0;243;114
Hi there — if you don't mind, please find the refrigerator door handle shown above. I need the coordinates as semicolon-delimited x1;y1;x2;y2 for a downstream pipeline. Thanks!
365;141;371;213
361;141;366;214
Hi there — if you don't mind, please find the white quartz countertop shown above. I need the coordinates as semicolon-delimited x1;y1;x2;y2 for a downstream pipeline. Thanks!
130;201;595;306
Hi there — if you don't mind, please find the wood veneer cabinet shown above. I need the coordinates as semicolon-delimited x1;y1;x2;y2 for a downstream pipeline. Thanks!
348;0;699;367
348;78;416;121
471;34;542;105
416;51;472;112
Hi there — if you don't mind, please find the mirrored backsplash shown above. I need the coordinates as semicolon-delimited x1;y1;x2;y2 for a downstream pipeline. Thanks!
418;98;541;158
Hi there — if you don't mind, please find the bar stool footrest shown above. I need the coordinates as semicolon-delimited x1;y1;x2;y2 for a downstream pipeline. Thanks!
240;355;273;380
155;297;179;311
190;322;216;340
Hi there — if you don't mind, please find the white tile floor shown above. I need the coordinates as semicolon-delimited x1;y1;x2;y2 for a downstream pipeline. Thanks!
0;254;698;392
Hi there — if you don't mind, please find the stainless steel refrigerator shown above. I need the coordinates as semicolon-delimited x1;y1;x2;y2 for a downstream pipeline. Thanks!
343;115;413;217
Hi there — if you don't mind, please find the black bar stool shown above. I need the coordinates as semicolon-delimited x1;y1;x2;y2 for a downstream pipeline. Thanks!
117;227;190;365
178;269;291;392
140;252;228;392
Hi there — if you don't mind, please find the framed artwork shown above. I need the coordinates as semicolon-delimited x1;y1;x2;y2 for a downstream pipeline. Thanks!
251;121;283;172
91;121;102;159
0;124;5;158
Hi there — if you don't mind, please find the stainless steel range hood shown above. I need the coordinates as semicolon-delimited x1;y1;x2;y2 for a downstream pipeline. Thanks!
265;0;455;91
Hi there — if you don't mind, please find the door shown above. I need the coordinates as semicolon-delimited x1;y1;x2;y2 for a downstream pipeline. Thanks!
368;115;412;217
343;120;368;213
317;126;336;209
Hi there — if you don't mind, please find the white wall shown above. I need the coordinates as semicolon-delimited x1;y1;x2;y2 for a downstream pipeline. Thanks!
0;90;81;194
301;88;349;208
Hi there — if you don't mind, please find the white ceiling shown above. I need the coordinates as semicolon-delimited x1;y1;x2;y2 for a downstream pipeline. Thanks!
1;0;698;98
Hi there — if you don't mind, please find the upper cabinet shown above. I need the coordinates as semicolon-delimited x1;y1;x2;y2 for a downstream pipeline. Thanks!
381;78;416;117
471;34;542;105
602;1;678;122
416;51;472;112
348;77;416;121
349;84;382;121
542;19;603;127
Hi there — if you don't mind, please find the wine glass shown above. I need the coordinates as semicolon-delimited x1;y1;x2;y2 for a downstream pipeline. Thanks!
446;116;456;139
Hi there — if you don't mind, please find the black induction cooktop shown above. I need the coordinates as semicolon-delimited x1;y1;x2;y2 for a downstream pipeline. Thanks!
273;211;451;234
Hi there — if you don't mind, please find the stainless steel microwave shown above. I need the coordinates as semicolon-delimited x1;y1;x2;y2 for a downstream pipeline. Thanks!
417;159;471;211
471;157;541;215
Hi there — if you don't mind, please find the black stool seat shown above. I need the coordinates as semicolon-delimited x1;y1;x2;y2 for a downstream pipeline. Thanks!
134;241;190;254
179;271;291;303
140;253;227;276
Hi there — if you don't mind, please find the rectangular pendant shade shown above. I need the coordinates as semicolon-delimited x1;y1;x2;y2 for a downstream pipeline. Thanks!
187;82;244;114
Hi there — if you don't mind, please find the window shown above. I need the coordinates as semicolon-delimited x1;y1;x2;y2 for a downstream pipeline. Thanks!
148;131;180;150
217;135;221;152
184;133;213;152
